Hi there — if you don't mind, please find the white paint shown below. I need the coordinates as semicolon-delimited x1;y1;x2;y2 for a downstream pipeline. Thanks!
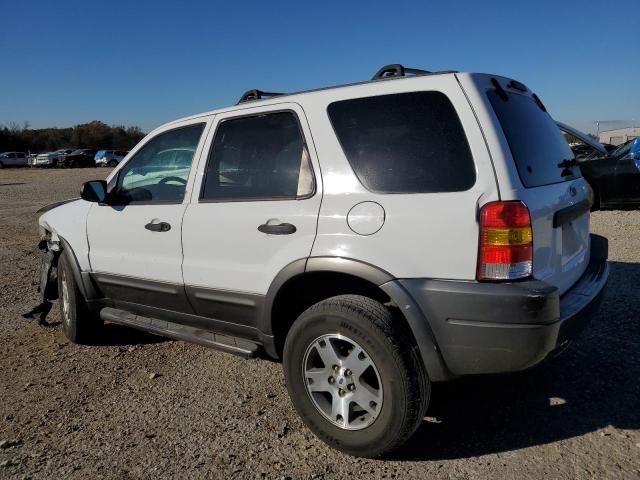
39;71;589;293
347;202;385;236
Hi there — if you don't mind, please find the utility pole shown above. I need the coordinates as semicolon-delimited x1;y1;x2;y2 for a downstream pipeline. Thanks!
592;120;630;138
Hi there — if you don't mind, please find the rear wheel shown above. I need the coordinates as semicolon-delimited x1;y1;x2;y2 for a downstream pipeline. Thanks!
283;295;429;457
107;159;117;167
57;252;102;343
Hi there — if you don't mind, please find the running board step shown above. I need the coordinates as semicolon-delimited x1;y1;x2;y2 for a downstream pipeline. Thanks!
100;307;258;358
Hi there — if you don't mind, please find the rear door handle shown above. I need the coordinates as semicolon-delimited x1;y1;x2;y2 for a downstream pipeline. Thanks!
145;221;171;232
258;222;296;235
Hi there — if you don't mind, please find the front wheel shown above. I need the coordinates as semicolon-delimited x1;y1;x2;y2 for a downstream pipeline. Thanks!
57;252;102;343
283;295;429;457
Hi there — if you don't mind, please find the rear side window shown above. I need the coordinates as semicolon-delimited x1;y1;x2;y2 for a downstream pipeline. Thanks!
201;111;314;201
327;92;476;193
487;90;580;187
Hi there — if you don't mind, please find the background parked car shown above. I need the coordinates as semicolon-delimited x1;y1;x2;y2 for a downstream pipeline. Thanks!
559;122;640;210
33;149;74;167
0;152;29;167
60;148;98;168
95;150;128;167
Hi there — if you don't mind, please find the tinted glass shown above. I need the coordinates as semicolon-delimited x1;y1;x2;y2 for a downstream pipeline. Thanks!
327;92;475;193
115;124;204;203
487;90;580;187
201;112;312;201
611;139;634;159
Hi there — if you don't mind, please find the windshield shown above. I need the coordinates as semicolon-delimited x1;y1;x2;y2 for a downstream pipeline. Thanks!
610;139;636;159
488;90;580;187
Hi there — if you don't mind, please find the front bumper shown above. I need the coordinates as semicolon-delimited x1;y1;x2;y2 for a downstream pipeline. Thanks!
400;234;609;376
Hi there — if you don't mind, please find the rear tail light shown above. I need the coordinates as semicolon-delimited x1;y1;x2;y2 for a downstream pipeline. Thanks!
477;201;533;281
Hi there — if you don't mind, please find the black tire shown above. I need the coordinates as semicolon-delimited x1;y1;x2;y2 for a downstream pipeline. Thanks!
283;294;429;457
0;161;4;168
107;160;117;167
57;252;102;343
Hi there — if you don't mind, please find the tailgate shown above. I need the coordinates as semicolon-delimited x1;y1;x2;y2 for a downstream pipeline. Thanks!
478;74;592;294
518;179;591;294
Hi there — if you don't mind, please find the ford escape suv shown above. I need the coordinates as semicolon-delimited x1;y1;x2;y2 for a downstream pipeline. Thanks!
35;64;609;457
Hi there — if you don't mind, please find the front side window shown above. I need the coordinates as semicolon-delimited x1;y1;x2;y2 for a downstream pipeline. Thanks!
114;123;205;204
201;112;314;201
328;91;476;194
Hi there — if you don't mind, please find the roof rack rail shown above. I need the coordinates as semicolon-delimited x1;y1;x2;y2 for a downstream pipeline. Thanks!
237;89;285;104
371;64;432;80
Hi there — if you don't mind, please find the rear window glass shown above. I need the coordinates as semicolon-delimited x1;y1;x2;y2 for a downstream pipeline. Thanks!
327;92;476;194
487;90;580;187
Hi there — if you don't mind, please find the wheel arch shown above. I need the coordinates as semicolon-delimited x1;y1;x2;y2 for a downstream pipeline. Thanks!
58;237;101;300
261;257;452;381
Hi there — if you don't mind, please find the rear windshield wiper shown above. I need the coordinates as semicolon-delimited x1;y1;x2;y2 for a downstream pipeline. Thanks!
557;158;577;169
558;158;578;177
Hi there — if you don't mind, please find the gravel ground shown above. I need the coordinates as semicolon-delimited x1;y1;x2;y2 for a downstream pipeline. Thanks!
1;168;639;479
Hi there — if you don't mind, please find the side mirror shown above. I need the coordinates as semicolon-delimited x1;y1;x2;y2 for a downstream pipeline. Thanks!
80;180;107;203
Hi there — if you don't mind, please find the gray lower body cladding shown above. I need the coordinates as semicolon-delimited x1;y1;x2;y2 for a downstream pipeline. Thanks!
396;234;609;378
44;236;608;382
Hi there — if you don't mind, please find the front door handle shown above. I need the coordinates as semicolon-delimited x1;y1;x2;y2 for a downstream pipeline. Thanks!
145;221;171;232
258;222;296;235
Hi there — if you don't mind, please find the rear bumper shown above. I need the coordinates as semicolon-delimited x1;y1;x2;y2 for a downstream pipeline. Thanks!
399;234;609;377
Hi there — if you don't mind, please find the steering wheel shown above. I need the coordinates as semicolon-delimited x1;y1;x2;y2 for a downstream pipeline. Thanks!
158;176;187;186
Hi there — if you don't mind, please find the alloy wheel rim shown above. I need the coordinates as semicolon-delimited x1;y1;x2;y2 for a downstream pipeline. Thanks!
61;271;70;324
302;333;383;430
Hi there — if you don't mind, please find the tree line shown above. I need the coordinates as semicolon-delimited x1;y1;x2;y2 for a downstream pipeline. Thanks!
0;121;146;153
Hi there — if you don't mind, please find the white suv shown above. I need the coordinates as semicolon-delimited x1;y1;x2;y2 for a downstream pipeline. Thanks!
36;64;609;457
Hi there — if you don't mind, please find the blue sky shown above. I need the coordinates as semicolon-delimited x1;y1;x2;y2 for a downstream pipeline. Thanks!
1;0;638;135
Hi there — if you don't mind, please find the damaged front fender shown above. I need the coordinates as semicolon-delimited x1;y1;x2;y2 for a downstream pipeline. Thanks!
38;237;60;302
23;238;61;325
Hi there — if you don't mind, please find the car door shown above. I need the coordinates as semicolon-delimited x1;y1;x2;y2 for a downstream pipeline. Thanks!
181;104;322;332
87;119;209;313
